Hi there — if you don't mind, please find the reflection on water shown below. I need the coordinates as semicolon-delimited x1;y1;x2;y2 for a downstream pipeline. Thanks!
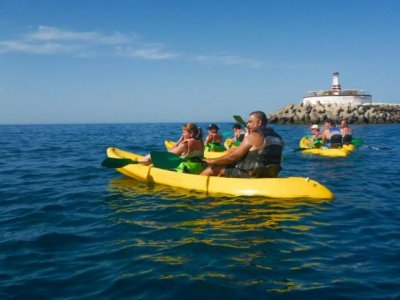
104;177;333;293
107;177;331;231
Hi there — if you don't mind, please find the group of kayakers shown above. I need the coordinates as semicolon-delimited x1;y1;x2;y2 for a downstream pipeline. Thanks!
142;111;354;178
308;119;353;148
164;111;284;178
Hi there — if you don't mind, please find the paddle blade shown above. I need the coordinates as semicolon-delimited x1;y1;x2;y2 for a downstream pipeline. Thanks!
310;139;322;148
351;138;364;147
233;115;247;127
101;157;138;168
150;151;184;170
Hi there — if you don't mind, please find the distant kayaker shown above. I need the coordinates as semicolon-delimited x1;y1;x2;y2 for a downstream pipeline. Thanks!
224;123;246;149
232;123;246;143
340;119;353;144
204;123;224;152
200;111;284;178
321;119;343;148
305;124;322;148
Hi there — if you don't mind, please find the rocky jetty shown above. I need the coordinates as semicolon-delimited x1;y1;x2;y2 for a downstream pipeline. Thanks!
268;102;400;124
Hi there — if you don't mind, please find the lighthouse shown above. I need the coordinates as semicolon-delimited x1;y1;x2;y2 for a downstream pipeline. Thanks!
331;72;341;95
302;72;372;106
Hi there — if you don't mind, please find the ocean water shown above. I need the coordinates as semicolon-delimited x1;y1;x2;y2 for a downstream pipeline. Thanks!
1;123;399;300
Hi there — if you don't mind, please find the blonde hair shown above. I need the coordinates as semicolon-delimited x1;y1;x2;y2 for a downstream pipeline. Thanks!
182;123;203;140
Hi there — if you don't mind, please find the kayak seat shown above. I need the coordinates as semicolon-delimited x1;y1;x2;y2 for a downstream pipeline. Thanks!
330;134;343;148
252;164;282;178
342;134;353;145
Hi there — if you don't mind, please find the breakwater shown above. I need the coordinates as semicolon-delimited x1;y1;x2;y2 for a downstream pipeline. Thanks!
268;102;400;124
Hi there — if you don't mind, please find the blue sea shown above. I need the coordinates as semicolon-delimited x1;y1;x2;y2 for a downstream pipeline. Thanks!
1;123;399;299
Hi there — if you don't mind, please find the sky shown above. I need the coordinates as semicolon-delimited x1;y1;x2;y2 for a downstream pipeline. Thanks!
0;0;399;124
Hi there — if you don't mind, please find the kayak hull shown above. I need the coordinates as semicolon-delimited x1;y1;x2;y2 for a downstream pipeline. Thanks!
106;147;334;200
299;137;355;157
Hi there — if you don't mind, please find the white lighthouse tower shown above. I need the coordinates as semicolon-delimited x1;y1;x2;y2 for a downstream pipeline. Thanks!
331;72;341;95
302;72;372;106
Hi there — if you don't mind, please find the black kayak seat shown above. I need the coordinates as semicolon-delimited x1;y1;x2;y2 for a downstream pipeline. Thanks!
252;164;282;178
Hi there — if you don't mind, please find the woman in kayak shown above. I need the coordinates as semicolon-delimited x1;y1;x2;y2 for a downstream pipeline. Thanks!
169;123;203;158
140;123;205;174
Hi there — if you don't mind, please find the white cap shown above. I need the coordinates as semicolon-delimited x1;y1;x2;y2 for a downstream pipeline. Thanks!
311;124;319;129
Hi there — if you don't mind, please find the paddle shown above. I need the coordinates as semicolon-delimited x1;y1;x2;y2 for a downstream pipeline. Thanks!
310;138;322;148
350;138;364;147
150;151;185;169
101;157;139;168
101;151;185;170
349;138;391;150
233;115;247;127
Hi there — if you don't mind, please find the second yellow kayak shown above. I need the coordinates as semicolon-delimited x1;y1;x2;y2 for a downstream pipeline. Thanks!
299;136;355;157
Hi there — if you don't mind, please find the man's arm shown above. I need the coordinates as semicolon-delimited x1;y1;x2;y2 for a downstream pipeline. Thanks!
204;134;254;166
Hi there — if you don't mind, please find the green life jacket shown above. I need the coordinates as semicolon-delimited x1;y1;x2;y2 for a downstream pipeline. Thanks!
175;160;205;174
175;141;205;174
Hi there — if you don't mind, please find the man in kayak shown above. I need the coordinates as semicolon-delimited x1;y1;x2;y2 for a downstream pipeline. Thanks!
200;111;284;178
321;119;343;148
340;119;353;144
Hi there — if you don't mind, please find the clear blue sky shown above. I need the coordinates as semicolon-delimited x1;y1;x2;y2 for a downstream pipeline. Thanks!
1;0;399;124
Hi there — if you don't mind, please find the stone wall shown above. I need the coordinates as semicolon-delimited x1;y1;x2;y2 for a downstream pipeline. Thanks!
268;102;400;124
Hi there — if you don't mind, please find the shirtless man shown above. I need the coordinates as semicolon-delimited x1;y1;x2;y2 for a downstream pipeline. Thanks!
340;119;352;135
200;111;284;178
340;119;353;144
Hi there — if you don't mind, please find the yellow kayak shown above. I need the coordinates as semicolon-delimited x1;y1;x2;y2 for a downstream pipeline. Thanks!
164;140;227;159
299;137;355;157
106;147;334;200
224;138;240;149
164;140;176;151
